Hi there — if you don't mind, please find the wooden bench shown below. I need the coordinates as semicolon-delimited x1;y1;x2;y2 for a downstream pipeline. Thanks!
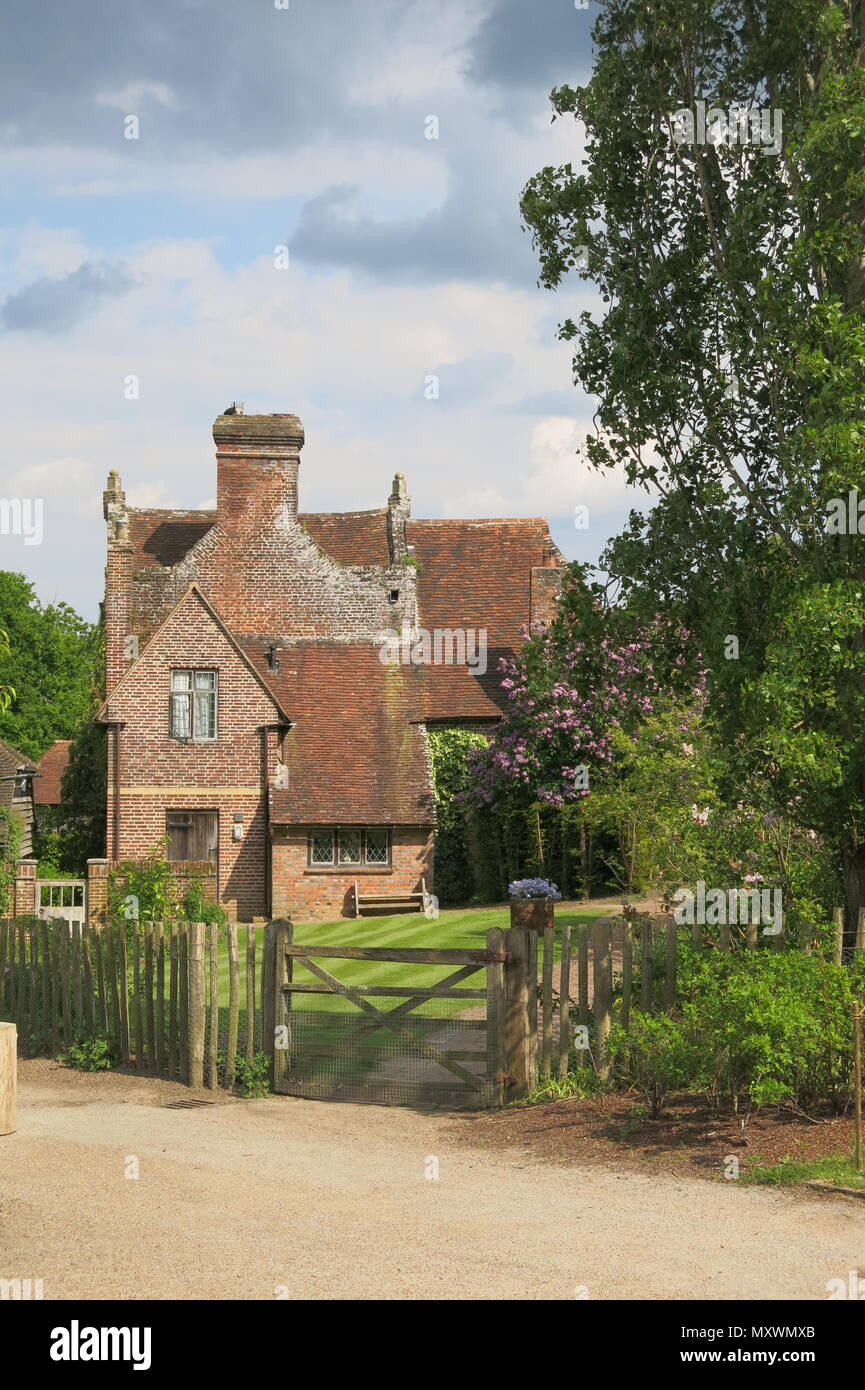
353;877;431;918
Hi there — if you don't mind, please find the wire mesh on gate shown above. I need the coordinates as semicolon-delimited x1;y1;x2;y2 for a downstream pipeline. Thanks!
277;1009;494;1108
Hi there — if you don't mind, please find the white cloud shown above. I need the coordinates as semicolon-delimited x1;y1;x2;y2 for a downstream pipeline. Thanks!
94;81;178;111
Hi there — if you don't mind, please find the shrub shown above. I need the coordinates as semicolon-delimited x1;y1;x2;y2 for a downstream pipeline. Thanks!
607;1012;698;1118
677;946;855;1114
235;1052;271;1098
58;1035;118;1072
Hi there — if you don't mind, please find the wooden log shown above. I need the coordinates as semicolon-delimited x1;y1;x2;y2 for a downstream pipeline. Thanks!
261;921;275;1063
640;918;652;1010
557;923;572;1080
280;943;509;964
577;924;589;1067
168;923;179;1081
745;919;758;950
854;1003;863;1174
29;919;39;1050
82;923;96;1037
187;922;206;1089
541;924;554;1079
93;924;108;1035
155;923;165;1071
60;925;71;1047
207;923;218;1089
225;923;240;1089
0;1022;16;1136
664;916;677;1011
503;924;533;1100
720;918;732;953
119;923;131;1064
621;921;633;1035
270;920;292;1093
40;919;51;1045
132;920;144;1067
17;920;27;1031
833;907;844;965
0;920;7;1020
179;927;189;1076
50;921;61;1055
144;922;155;1066
72;921;82;1031
246;925;256;1064
104;924;119;1050
857;908;865;955
592;918;613;1078
486;926;506;1104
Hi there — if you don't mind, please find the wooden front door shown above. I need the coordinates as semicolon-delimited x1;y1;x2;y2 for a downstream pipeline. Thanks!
166;811;219;881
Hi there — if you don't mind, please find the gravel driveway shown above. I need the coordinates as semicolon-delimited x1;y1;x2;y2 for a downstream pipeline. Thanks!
1;1059;862;1301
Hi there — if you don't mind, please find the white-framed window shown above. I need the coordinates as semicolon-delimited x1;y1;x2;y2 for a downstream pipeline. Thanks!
307;829;391;867
170;670;217;741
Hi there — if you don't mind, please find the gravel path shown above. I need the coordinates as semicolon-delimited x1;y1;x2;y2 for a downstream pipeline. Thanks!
1;1060;862;1301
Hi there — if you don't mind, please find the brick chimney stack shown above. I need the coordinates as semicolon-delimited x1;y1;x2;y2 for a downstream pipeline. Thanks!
386;471;411;563
102;470;133;692
214;410;305;535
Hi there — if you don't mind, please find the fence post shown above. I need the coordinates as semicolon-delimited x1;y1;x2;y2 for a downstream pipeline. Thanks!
541;924;554;1079
577;924;589;1066
272;919;292;1093
187;922;205;1089
664;916;677;1011
592;917;613;1078
503;924;534;1101
486;926;506;1105
833;908;844;965
262;921;276;1082
225;923;239;1089
856;908;865;956
0;1022;16;1136
621;920;632;1034
557;923;572;1079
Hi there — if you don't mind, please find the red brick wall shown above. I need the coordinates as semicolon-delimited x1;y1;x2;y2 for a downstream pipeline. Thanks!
104;589;282;920
271;826;434;922
12;859;36;916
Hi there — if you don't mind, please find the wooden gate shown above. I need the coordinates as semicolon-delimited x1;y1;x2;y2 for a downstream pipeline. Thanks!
264;922;513;1109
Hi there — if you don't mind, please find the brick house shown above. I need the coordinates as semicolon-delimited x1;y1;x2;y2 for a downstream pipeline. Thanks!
0;738;36;858
97;409;564;922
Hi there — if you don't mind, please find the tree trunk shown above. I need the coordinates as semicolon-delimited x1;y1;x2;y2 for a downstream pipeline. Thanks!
842;843;865;945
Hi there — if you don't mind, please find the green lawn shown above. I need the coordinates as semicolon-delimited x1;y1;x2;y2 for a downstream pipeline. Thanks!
218;903;609;1015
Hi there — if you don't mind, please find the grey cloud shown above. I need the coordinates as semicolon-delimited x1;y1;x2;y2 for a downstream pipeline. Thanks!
291;180;537;285
1;261;136;332
1;0;404;155
464;0;592;90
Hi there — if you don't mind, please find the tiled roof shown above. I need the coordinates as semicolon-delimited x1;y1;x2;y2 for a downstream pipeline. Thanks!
0;738;35;820
34;739;72;805
0;738;34;775
129;510;216;569
300;511;389;567
242;642;437;826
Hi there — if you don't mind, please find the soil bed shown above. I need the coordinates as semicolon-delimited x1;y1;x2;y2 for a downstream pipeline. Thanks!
449;1090;858;1184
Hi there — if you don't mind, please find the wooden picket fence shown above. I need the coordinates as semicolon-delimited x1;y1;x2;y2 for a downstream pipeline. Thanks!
529;908;865;1093
0;917;269;1089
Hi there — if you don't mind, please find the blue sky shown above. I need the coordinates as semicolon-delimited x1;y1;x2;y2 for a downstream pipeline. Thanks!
0;0;648;620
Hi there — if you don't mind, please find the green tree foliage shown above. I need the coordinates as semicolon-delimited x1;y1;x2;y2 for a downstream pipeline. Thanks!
0;572;98;757
521;0;865;926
